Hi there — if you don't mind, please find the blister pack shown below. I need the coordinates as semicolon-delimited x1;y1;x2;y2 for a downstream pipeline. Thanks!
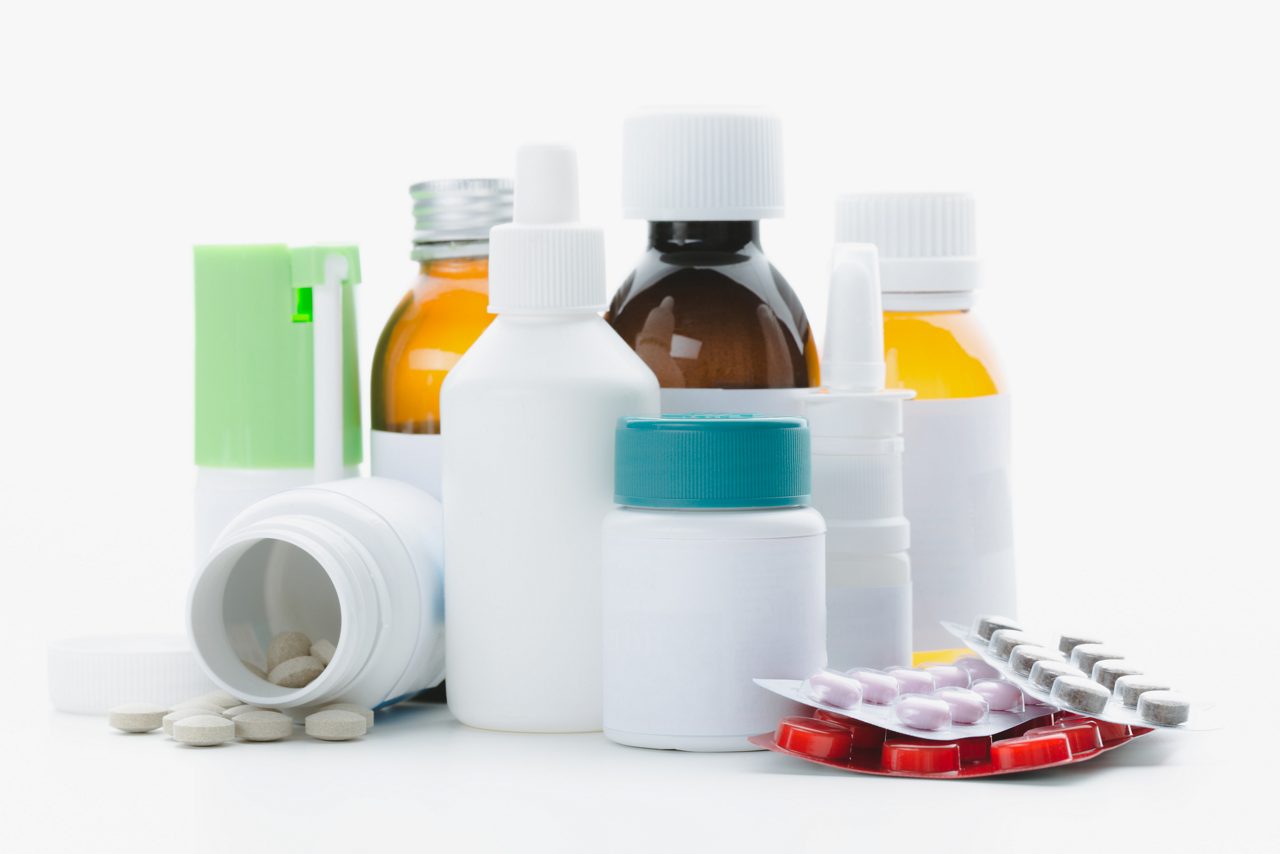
750;709;1148;778
944;617;1217;730
754;656;1053;740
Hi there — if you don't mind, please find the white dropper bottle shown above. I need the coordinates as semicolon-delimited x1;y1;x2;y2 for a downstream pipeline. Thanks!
805;244;915;670
441;144;660;733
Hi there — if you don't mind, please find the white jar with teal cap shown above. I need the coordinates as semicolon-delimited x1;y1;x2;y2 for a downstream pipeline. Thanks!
602;415;827;751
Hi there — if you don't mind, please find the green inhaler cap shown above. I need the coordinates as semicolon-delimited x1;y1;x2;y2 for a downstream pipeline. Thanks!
194;244;363;470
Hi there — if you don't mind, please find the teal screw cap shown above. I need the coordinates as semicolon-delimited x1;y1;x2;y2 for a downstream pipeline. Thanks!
614;415;811;509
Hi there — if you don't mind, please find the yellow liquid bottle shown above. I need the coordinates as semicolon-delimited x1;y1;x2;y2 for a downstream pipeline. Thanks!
839;194;1016;663
370;180;512;498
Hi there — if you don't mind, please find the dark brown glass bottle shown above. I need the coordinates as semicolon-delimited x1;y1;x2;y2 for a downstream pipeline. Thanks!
606;220;819;413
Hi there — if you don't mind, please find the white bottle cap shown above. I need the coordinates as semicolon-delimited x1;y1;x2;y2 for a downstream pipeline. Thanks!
622;107;784;221
47;634;218;715
834;193;980;305
488;144;606;314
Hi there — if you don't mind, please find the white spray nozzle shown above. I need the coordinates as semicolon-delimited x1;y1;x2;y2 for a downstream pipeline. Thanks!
513;144;580;225
823;243;886;393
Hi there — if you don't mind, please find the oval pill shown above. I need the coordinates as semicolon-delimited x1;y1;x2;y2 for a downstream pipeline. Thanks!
235;710;294;742
108;703;168;733
268;655;326;689
163;708;216;736
800;671;864;710
172;714;235;746
922;664;971;689
934;687;989;724
893;695;952;731
844;669;899;705
886;667;936;696
266;631;313;672
970;679;1025;712
955;656;999;681
305;709;367;741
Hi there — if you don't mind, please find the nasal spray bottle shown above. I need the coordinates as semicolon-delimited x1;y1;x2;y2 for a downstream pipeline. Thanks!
442;145;660;732
193;245;362;563
805;245;914;670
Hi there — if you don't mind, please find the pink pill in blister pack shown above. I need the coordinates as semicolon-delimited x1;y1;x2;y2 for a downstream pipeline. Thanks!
845;668;900;705
800;670;864;711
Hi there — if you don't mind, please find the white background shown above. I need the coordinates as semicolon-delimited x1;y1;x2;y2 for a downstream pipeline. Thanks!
1;1;1276;851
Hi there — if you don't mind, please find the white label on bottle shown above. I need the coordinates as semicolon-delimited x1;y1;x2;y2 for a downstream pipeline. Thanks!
902;394;1016;651
660;387;813;417
371;430;443;500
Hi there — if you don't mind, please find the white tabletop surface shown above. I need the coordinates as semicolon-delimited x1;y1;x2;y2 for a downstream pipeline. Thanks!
10;690;1258;853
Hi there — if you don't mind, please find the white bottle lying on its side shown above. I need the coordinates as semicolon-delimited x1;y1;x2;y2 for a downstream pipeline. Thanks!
441;144;660;733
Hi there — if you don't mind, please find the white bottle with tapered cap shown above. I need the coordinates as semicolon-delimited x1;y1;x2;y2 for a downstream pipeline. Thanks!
806;244;914;670
441;144;660;733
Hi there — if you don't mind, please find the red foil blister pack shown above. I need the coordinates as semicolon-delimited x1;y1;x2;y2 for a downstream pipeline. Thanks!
750;709;1150;778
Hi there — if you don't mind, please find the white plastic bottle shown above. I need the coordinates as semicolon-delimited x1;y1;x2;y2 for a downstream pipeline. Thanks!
188;477;445;712
806;244;914;670
441;144;660;733
836;194;1015;655
603;416;826;751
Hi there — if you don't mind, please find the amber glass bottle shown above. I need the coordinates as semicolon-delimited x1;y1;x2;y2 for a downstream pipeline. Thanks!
370;179;512;498
608;108;819;415
607;220;818;413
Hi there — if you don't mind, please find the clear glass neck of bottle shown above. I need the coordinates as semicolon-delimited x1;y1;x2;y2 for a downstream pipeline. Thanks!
412;238;492;264
646;221;762;253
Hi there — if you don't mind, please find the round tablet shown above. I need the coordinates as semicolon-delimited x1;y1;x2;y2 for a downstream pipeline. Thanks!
1058;633;1105;658
266;631;313;672
801;671;864;711
970;679;1025;712
933;687;989;724
1069;643;1125;676
955;656;999;681
195;691;240;710
108;703;168;733
268;655;326;689
893;695;952;731
1138;690;1191;725
989;629;1038;660
235;710;294;742
222;704;266;719
172;714;235;746
886;667;936;696
321;703;376;728
922;664;971;689
163;708;216;736
1050;675;1110;714
311;639;337;666
305;709;367;741
972;615;1021;642
171;700;224;714
845;669;899;705
1091;659;1143;691
1029;659;1084;692
1008;644;1062;677
1113;674;1173;708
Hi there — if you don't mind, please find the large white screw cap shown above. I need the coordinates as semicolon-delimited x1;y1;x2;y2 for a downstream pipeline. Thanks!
622;107;784;221
834;193;981;295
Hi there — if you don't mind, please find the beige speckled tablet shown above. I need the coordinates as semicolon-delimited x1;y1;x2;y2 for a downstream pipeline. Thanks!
311;639;336;666
171;700;225;714
108;703;168;733
234;710;294;742
1138;690;1191;725
163;708;215;736
305;709;367;741
269;655;325;688
267;631;313;672
172;714;235;746
222;704;266;718
195;690;240;710
242;660;269;680
321;703;374;728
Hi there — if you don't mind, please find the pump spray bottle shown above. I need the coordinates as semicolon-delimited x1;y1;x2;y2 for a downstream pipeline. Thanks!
805;244;914;670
